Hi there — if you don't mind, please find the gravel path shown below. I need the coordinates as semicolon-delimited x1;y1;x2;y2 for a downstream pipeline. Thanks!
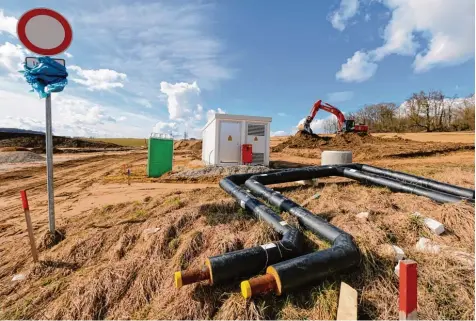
169;165;270;179
0;151;45;164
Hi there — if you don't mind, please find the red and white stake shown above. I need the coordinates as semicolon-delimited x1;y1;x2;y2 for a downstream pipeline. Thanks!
399;259;417;320
20;190;38;262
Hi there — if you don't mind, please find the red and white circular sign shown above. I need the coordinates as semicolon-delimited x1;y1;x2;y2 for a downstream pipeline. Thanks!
17;8;73;56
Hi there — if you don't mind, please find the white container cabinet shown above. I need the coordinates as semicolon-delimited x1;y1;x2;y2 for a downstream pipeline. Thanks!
202;113;272;166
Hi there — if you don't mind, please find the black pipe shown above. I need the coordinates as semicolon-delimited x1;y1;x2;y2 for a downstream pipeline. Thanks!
245;167;344;241
240;167;360;297
338;167;466;203
241;164;474;297
348;163;475;200
263;233;359;295
174;171;303;288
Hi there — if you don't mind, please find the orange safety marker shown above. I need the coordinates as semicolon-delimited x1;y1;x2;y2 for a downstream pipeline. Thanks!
20;190;38;262
399;259;417;320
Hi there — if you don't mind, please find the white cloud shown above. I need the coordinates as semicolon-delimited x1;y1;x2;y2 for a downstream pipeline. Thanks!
160;81;201;120
296;115;337;134
136;98;152;108
271;130;287;136
336;51;377;82
336;0;475;81
0;10;17;37
157;81;224;137
327;91;354;102
364;13;371;22
277;112;287;117
152;121;178;134
329;0;360;31
54;96;118;125
0;89;156;138
68;65;127;91
206;107;225;121
0;42;26;76
64;52;73;58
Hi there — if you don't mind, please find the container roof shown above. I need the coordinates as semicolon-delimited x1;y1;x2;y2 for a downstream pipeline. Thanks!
203;113;272;130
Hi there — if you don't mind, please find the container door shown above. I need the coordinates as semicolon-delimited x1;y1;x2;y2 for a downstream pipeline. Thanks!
147;138;173;177
219;121;241;163
246;123;266;164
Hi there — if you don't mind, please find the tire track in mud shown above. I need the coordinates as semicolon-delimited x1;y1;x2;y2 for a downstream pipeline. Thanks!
0;152;148;286
0;152;146;228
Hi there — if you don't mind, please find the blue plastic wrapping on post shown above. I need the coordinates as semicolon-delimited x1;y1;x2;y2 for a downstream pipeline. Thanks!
22;56;68;98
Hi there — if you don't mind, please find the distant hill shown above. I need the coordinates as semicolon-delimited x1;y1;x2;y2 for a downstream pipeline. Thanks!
0;129;121;149
0;128;45;135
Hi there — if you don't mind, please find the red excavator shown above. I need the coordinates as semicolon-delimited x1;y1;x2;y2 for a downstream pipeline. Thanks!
299;100;369;134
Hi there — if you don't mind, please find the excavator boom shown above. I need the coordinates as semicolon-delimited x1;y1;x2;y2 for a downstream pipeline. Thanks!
300;100;368;134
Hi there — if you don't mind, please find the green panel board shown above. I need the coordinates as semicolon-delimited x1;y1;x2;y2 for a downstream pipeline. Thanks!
147;137;173;177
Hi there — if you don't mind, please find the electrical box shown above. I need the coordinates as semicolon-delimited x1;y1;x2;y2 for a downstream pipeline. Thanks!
202;113;272;166
242;144;253;164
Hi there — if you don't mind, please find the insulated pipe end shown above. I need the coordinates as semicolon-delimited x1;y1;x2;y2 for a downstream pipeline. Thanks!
241;273;278;298
174;265;211;288
174;271;183;289
241;280;252;299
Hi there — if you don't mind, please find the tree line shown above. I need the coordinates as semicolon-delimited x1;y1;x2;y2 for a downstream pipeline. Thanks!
323;90;475;133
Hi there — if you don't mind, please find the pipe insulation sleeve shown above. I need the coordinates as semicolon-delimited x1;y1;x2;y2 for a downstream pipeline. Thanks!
268;233;360;294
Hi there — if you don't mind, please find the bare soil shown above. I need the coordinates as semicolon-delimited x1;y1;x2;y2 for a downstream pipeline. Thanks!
0;132;474;320
272;131;474;161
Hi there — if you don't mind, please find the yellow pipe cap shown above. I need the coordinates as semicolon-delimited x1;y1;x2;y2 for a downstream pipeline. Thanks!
174;271;183;289
241;280;252;299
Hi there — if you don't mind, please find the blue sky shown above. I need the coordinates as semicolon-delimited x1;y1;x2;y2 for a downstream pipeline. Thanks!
0;0;474;137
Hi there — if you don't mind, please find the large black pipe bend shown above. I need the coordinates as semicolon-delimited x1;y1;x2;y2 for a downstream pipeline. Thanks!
174;171;303;289
240;167;360;298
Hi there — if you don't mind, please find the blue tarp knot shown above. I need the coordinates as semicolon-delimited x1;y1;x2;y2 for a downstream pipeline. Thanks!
22;56;68;98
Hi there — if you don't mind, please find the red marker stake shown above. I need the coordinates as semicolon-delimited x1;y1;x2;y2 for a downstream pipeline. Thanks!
399;260;417;320
20;190;39;263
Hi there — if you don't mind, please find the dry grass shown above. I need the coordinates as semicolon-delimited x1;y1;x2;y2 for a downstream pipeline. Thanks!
86;138;148;147
373;132;475;144
0;156;474;319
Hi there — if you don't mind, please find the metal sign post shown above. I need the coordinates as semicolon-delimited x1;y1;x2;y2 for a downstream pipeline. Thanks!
17;8;73;235
45;94;55;233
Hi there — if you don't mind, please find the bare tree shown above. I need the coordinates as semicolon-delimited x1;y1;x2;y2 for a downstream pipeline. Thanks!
323;118;338;133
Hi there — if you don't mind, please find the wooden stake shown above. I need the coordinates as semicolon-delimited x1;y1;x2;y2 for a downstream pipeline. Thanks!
337;282;358;320
20;190;38;262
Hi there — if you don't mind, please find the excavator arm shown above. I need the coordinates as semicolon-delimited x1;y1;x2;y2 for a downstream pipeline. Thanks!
319;102;346;131
301;100;346;134
300;99;368;134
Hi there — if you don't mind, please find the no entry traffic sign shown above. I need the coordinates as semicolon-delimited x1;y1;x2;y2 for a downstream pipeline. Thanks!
17;8;73;56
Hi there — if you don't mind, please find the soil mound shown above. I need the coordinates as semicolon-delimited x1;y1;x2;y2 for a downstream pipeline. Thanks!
0;132;120;149
327;132;379;146
271;131;329;152
174;139;202;152
0;151;45;164
272;131;399;153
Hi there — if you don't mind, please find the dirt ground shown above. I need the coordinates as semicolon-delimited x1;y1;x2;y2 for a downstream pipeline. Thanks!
0;132;474;319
